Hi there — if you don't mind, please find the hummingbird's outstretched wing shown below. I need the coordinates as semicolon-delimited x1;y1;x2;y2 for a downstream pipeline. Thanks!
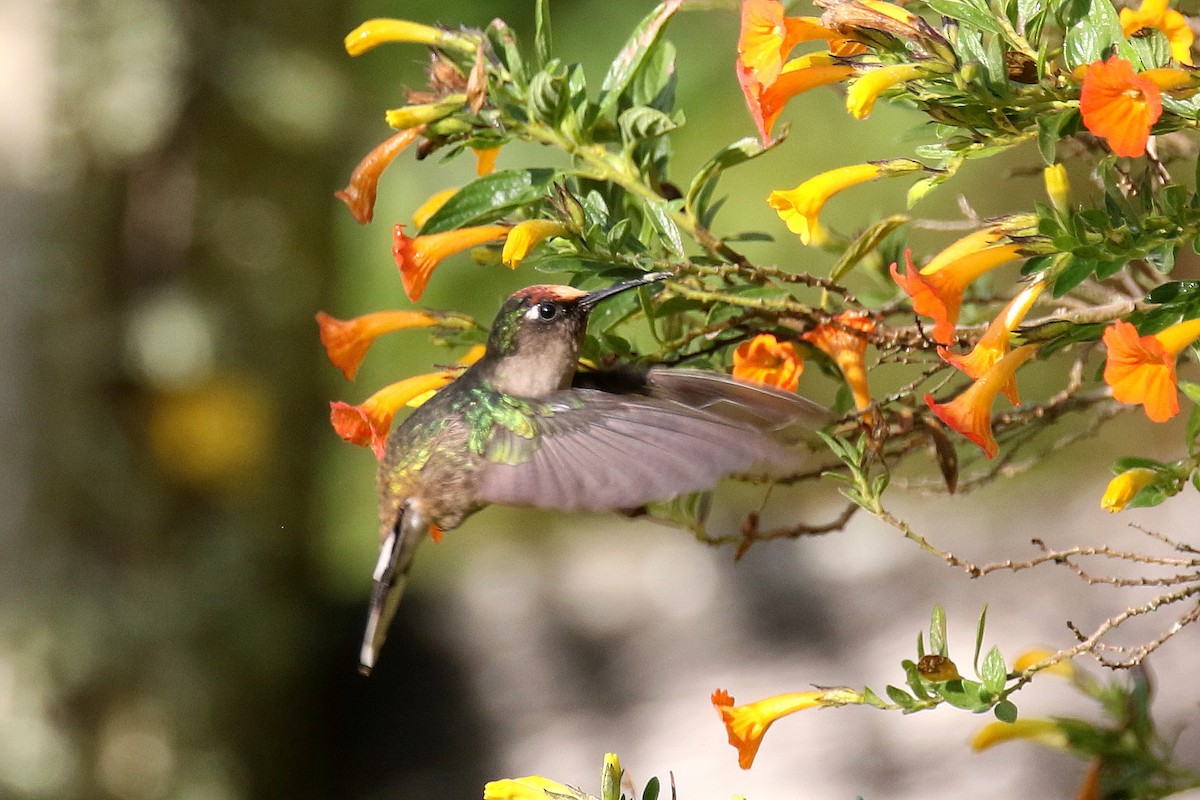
476;369;830;512
359;502;429;675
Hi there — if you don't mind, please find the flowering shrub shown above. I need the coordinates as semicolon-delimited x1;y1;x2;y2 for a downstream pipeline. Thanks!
318;0;1200;796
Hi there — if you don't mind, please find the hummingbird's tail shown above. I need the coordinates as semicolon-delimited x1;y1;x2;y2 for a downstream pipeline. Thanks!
358;504;426;675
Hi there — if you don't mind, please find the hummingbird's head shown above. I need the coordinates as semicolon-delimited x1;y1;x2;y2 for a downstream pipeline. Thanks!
481;273;668;397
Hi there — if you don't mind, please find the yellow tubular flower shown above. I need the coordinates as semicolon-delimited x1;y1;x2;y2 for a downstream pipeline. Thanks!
846;63;927;119
1013;648;1076;679
1043;164;1070;214
501;220;569;267
1101;467;1159;513
412;188;460;229
344;18;475;56
971;719;1070;751
769;159;923;244
1120;0;1194;65
483;776;579;800
386;95;467;130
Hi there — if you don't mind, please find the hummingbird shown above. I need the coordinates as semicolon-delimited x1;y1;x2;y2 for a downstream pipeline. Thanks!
360;273;829;673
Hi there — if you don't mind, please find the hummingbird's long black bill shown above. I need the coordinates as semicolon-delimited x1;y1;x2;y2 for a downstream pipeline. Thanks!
578;272;671;310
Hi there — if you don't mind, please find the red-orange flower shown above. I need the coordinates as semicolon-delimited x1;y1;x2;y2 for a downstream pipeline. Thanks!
926;344;1037;458
335;128;423;224
937;279;1045;404
711;689;825;769
738;53;856;145
802;312;875;410
330;372;454;459
393;223;510;301
1102;318;1200;422
739;0;840;86
330;345;486;459
316;309;444;380
1080;56;1162;158
732;333;803;391
890;241;1025;345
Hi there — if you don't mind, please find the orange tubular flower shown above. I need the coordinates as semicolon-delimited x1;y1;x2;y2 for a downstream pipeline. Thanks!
802;312;876;410
1120;0;1194;65
926;345;1037;458
890;242;1025;345
1080;56;1162;158
316;309;442;380
331;372;455;459
1102;317;1200;422
331;346;485;459
732;333;803;391
393;223;509;301
739;53;857;145
335;128;423;224
473;146;500;176
711;689;825;769
938;279;1045;404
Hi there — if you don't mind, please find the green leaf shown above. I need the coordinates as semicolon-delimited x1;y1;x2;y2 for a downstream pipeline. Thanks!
1181;381;1200;405
644;198;685;256
534;0;552;68
644;492;711;535
1145;282;1199;305
1051;256;1097;297
930;605;948;657
830;216;909;281
601;757;622;800
419;169;557;234
598;0;684;120
618;106;678;144
885;684;917;709
485;19;526;81
1127;26;1171;70
924;0;1003;34
1037;110;1076;165
685;137;779;218
935;679;990;711
641;777;660;800
993;700;1018;723
902;660;933;700
981;646;1007;694
1062;0;1132;70
972;605;988;675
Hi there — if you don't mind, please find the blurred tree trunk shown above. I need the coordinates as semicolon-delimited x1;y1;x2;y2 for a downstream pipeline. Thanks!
4;0;339;795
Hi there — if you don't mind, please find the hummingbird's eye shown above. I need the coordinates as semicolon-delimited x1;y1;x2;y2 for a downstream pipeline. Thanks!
537;301;559;321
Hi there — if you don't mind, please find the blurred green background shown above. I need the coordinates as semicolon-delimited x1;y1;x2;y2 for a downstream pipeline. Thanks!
6;0;1198;798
